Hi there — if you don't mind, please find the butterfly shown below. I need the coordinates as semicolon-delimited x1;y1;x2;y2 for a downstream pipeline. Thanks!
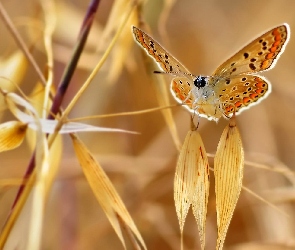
132;24;290;121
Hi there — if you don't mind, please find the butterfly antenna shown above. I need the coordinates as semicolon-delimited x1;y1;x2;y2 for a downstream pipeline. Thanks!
154;70;195;78
154;70;165;74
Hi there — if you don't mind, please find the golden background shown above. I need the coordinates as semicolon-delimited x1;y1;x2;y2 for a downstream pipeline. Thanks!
1;0;295;249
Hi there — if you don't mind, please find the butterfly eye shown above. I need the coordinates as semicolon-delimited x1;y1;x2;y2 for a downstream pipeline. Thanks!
194;76;207;88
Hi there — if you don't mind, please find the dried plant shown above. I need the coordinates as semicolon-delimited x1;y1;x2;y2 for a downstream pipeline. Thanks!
0;1;295;250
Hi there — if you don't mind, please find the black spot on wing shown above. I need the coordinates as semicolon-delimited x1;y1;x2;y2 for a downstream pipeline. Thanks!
249;63;256;70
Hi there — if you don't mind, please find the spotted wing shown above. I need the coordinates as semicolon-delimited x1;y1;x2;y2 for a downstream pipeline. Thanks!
214;75;270;118
170;77;194;109
132;26;193;79
213;24;289;77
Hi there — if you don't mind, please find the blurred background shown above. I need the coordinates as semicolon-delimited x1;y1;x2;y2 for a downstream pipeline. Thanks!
1;0;295;249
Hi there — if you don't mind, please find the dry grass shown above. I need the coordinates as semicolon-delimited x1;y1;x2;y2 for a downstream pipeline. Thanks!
0;0;295;249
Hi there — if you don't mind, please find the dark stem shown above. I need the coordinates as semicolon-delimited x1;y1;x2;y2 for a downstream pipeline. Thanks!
9;0;101;213
49;0;100;117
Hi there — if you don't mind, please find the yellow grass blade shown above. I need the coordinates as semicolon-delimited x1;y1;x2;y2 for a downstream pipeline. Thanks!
214;118;244;250
71;133;146;250
27;83;62;180
1;120;46;249
3;185;36;249
0;89;58;249
0;121;27;152
0;51;27;91
26;118;49;250
105;0;137;83
40;0;56;119
3;132;49;250
153;73;182;150
174;128;209;249
0;51;28;120
191;134;210;250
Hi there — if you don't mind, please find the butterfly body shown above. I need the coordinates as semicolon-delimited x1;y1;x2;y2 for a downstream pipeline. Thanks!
132;25;290;121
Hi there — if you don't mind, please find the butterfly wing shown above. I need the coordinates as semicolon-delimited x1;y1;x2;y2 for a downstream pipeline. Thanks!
213;24;289;77
132;26;193;79
214;75;270;117
170;77;194;108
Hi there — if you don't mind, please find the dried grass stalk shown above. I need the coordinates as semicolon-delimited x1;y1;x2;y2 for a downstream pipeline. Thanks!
174;127;209;250
214;118;244;249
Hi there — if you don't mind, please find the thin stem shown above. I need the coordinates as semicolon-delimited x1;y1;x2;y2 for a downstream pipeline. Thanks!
41;0;56;118
47;1;136;147
69;105;177;122
4;0;101;235
0;2;47;87
60;1;136;120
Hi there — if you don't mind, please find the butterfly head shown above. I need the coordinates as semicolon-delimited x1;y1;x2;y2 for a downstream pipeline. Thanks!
194;76;207;89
